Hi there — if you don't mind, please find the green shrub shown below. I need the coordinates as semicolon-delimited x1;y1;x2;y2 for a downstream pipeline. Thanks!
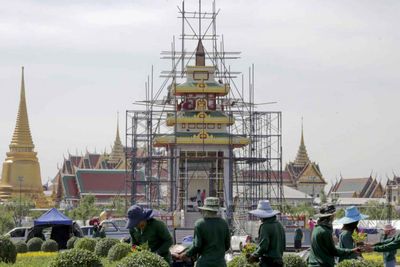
0;236;17;264
227;254;257;267
94;238;119;257
116;250;168;267
49;248;103;267
41;239;59;252
14;240;28;253
27;237;44;252
337;259;384;267
107;242;132;262
75;237;97;252
283;254;307;267
66;236;78;249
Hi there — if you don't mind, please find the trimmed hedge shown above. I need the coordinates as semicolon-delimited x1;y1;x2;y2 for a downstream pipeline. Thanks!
116;250;169;267
0;236;17;264
41;239;59;252
66;236;78;249
337;259;384;267
227;254;257;267
94;238;120;257
107;242;132;262
14;240;28;253
27;237;44;252
75;237;97;252
283;254;307;267
49;248;103;267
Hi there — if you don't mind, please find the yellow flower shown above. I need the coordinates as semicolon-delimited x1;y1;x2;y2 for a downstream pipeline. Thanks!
17;251;57;258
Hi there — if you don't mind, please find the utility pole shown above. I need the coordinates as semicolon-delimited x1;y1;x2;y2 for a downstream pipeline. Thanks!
388;183;392;223
17;176;24;227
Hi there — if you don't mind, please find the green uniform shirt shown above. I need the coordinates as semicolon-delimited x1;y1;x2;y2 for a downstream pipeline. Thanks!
185;217;230;267
308;223;353;267
93;226;106;238
374;234;400;261
375;235;397;262
295;228;303;241
251;216;286;260
129;218;173;264
338;230;357;262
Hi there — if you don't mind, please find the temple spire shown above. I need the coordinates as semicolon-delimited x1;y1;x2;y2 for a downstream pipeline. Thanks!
9;66;35;152
294;119;310;167
108;113;124;164
115;112;121;144
195;39;205;66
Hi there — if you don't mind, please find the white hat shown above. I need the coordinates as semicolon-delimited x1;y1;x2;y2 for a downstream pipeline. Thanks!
249;200;280;218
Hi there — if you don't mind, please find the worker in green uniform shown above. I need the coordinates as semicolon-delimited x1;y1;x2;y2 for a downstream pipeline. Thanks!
126;205;173;265
379;224;397;267
308;204;360;267
336;206;368;262
247;200;285;267
174;197;231;267
363;225;399;266
294;223;303;252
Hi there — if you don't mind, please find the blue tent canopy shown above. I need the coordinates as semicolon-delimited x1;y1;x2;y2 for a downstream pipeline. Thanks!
34;208;73;226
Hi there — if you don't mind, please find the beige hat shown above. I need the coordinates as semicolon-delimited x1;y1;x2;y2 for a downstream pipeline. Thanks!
199;197;221;212
383;224;395;231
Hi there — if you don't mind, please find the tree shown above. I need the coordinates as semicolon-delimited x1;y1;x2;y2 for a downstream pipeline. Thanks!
0;205;14;235
285;202;315;217
68;195;100;225
107;196;125;217
360;200;400;220
4;197;33;226
319;190;327;204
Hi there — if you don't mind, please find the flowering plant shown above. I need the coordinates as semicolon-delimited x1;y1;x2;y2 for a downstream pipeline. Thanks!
131;241;150;252
352;229;367;244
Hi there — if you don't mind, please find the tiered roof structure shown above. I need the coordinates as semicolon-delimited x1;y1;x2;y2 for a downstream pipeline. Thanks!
54;123;167;206
330;175;384;198
154;40;249;148
283;125;327;197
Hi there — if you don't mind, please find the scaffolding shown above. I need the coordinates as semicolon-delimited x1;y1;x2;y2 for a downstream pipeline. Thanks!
125;0;283;227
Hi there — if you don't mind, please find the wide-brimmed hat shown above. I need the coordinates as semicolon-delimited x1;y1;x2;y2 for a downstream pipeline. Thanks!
199;197;221;212
315;204;336;218
383;224;396;231
126;205;154;229
336;206;368;224
249;200;280;218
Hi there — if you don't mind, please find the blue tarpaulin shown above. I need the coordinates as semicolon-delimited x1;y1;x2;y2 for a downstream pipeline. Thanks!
34;208;73;226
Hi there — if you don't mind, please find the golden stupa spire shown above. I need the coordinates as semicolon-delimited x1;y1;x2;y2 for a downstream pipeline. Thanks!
9;66;35;152
294;118;310;167
109;112;124;164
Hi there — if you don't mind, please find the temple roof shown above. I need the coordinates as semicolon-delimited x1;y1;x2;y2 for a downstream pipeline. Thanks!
75;169;130;194
330;176;383;198
9;67;35;152
293;123;310;167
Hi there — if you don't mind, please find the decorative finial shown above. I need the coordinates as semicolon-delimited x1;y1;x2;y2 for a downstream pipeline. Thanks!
195;40;205;66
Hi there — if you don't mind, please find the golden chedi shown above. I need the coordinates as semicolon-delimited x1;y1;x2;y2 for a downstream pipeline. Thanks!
0;67;43;201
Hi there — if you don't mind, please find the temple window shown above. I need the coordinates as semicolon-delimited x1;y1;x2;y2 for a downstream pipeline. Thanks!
188;123;195;129
182;123;186;129
217;124;221;129
208;124;215;129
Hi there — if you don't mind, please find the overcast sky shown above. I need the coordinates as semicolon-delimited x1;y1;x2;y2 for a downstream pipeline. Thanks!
1;0;399;188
